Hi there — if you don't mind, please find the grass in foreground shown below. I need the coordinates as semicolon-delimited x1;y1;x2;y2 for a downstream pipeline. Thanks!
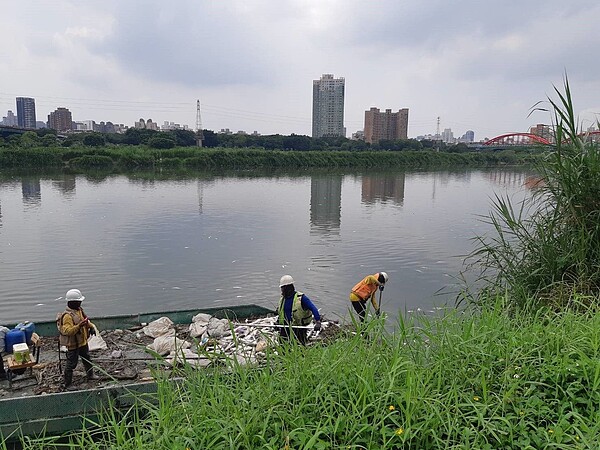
17;301;600;449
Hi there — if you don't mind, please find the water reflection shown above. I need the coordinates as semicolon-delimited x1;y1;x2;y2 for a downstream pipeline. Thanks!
361;173;405;205
51;175;76;198
21;178;41;207
198;181;204;214
0;168;534;323
197;179;217;215
486;170;529;188
310;175;342;235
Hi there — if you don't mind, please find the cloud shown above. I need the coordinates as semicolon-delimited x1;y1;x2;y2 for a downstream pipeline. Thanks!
2;0;600;137
84;1;282;87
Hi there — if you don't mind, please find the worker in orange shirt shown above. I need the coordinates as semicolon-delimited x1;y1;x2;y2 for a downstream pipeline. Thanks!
349;272;388;321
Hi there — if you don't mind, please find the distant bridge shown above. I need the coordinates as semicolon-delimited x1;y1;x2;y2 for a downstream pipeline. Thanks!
484;133;550;146
483;130;600;147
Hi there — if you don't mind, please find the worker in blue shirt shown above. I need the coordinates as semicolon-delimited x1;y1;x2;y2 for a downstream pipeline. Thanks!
277;275;321;345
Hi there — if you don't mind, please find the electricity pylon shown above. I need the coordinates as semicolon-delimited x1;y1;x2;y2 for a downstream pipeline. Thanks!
195;99;204;147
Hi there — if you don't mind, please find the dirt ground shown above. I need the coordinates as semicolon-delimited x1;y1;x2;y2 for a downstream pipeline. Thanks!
0;318;349;398
1;326;160;397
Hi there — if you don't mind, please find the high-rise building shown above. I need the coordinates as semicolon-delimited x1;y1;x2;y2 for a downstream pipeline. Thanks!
16;97;37;129
135;118;158;130
47;107;73;132
80;120;96;131
530;123;552;142
459;130;475;143
1;110;17;127
441;128;454;144
312;74;345;138
363;108;409;144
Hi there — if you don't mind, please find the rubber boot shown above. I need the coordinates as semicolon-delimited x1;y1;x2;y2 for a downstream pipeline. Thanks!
86;367;97;381
63;370;73;388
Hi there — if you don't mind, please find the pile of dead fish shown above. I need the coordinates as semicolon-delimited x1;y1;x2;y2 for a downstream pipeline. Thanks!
140;314;335;369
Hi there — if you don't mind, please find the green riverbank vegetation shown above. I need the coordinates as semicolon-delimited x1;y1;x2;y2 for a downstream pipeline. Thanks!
0;127;543;171
9;79;600;449
0;145;539;171
16;304;600;449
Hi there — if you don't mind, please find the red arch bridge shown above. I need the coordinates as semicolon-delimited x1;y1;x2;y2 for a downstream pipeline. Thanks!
484;131;600;146
484;133;550;146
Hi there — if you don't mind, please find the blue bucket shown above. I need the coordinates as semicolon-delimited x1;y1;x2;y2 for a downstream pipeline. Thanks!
16;322;35;345
5;328;26;353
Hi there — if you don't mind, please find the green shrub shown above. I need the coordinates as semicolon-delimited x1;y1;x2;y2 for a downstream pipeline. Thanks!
160;157;183;169
148;137;176;149
83;134;106;147
0;148;62;168
69;155;114;169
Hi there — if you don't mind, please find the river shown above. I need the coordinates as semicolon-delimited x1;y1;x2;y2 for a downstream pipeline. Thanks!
0;168;532;324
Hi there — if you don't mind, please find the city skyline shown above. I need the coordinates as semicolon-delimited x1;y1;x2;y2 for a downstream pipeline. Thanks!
1;1;600;140
0;96;587;145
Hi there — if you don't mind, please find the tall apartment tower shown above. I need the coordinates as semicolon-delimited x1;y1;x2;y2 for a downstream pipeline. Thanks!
16;97;37;129
47;107;73;132
312;74;345;138
363;107;409;144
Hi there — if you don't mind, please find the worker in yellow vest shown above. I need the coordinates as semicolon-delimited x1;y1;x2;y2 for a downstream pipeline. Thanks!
56;288;97;388
349;272;388;321
278;275;321;345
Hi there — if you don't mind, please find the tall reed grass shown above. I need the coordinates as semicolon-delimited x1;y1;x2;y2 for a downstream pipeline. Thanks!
16;303;600;449
467;77;600;308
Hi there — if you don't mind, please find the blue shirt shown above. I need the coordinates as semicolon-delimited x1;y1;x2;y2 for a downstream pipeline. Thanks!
281;292;321;323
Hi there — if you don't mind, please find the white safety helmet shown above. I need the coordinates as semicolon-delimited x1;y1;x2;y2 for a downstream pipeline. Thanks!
380;272;389;283
279;275;295;287
66;288;85;302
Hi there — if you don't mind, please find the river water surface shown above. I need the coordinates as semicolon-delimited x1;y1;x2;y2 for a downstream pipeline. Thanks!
0;168;532;324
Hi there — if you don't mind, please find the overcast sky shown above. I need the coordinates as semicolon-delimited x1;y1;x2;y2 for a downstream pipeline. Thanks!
1;1;599;140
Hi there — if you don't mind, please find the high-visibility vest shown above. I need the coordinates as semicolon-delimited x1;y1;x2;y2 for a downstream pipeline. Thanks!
278;291;313;326
351;273;380;301
56;308;90;350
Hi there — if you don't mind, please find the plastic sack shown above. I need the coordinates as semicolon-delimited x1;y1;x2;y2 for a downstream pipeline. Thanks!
88;326;107;351
191;313;212;324
147;335;191;356
189;322;207;338
166;348;211;368
142;317;175;338
207;317;231;338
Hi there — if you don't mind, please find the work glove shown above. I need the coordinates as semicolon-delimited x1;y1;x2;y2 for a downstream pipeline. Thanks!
314;321;322;332
379;285;385;292
88;326;96;336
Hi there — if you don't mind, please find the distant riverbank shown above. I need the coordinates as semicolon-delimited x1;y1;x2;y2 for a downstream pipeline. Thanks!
0;145;541;171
